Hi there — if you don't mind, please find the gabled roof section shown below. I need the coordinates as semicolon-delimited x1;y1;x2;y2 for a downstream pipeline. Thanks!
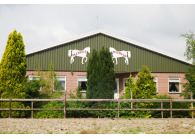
26;29;192;64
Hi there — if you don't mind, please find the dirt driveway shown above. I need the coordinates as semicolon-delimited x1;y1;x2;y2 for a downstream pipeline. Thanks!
0;118;195;134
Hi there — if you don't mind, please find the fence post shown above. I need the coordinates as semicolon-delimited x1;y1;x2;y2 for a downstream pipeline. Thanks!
170;100;172;118
98;101;100;118
191;92;194;119
118;99;120;120
64;91;66;118
31;101;34;118
9;99;12;118
161;102;163;119
131;92;133;113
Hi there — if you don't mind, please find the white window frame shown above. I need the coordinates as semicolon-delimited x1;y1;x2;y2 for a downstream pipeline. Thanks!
123;78;128;94
29;75;40;81
54;76;66;92
153;77;158;93
168;77;180;93
77;76;87;93
28;75;41;91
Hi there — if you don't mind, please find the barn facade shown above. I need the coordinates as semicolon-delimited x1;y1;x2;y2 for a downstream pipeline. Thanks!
26;30;191;99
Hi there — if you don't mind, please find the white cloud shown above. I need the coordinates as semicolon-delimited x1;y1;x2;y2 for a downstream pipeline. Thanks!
0;4;195;62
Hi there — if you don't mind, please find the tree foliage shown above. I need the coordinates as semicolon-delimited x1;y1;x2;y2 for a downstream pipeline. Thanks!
124;75;134;99
24;79;41;99
181;63;195;99
37;62;63;98
133;65;156;99
86;49;99;99
130;65;157;118
87;47;116;99
31;63;65;118
181;31;195;98
181;31;195;63
0;30;28;117
0;30;27;98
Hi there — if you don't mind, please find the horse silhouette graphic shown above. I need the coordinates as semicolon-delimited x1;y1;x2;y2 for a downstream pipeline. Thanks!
109;47;131;65
68;47;90;64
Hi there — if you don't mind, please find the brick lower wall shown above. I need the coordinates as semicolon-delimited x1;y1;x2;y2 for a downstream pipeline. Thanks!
26;71;186;99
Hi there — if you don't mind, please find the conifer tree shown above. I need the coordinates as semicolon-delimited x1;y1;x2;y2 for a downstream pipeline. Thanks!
133;65;156;99
0;30;27;98
87;47;116;99
86;49;99;99
98;47;116;99
0;30;27;117
132;65;157;118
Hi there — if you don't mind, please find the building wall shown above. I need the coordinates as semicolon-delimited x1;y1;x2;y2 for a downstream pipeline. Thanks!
116;72;186;99
26;71;186;99
151;73;186;98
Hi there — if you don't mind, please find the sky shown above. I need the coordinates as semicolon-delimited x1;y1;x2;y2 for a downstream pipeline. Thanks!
0;4;195;62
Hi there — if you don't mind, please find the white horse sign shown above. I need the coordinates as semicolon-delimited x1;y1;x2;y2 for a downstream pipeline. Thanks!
68;47;90;64
109;47;131;65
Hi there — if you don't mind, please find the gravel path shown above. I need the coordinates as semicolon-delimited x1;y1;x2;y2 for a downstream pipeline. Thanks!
0;118;195;134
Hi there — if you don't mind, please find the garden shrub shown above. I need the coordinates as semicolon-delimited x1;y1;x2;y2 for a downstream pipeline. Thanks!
150;94;190;118
34;101;64;118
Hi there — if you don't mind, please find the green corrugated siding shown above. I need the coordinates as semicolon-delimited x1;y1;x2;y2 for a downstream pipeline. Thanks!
26;34;191;72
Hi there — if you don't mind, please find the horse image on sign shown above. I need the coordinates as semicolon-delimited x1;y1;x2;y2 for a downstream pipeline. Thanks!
109;47;131;65
68;47;90;64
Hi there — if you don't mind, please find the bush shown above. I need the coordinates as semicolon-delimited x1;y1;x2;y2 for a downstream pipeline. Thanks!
1;102;30;118
34;101;64;118
24;80;41;99
150;94;190;118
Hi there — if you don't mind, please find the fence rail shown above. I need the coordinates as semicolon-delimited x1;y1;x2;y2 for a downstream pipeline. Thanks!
0;99;194;119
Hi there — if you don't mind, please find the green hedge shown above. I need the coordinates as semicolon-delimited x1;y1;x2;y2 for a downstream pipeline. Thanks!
1;95;192;118
150;95;191;118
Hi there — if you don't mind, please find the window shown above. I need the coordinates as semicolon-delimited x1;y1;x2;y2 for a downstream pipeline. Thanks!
29;75;41;91
123;78;128;94
29;75;40;81
54;76;66;92
153;77;158;93
78;76;87;93
114;79;119;99
169;78;180;93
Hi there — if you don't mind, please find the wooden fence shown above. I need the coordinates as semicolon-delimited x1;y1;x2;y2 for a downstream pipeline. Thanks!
0;98;194;119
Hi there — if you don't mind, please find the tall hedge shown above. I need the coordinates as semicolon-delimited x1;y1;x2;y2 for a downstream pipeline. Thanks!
0;30;27;117
87;47;116;99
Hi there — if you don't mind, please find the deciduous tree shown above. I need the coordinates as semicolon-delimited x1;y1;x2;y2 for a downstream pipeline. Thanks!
181;31;195;98
124;75;134;99
181;31;195;63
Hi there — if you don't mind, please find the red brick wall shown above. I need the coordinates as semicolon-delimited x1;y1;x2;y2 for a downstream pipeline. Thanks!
151;73;186;98
116;72;186;99
26;71;87;98
26;71;186;99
